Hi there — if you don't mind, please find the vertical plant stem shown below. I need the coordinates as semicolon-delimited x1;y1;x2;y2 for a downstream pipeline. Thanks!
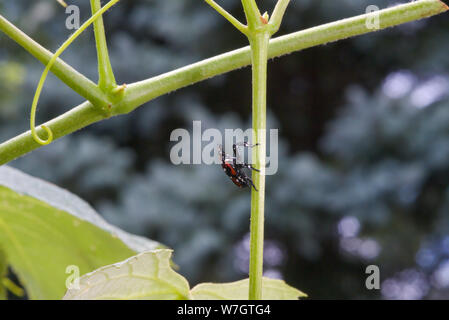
241;0;262;29
2;1;446;161
90;0;117;91
248;31;270;300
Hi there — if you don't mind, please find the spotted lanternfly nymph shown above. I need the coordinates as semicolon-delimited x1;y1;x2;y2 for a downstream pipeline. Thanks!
220;142;260;191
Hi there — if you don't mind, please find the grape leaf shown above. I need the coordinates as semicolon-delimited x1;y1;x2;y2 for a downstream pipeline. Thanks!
191;278;307;300
63;249;306;300
63;249;190;300
0;166;163;299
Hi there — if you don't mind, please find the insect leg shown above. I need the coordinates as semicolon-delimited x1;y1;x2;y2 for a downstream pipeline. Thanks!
247;177;258;192
235;142;260;148
243;164;260;172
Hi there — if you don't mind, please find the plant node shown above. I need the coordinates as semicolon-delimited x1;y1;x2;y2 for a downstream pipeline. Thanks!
260;12;269;24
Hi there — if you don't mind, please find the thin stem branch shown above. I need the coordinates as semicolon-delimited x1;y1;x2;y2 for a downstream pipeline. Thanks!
204;0;248;35
241;0;262;29
0;14;109;108
269;0;291;34
55;0;68;8
91;0;117;91
0;0;447;163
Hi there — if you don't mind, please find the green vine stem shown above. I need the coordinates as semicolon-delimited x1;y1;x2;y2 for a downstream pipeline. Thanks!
248;31;270;300
0;15;108;108
105;0;449;114
204;0;273;299
241;0;291;301
0;1;447;161
91;0;117;91
30;0;120;145
241;0;262;30
1;101;105;164
56;0;68;8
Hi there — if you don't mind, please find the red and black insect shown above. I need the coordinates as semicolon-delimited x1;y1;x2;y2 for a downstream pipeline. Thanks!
220;142;260;191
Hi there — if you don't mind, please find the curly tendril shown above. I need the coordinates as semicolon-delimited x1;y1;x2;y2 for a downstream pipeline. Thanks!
30;0;121;145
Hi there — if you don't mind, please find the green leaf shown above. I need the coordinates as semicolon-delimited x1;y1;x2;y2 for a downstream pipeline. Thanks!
0;166;163;299
0;247;7;299
191;278;307;300
63;249;191;300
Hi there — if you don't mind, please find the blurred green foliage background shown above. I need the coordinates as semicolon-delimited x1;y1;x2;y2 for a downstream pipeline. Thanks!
1;0;449;299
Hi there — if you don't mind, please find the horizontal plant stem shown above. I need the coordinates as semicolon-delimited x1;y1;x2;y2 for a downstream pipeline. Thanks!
0;102;106;164
0;15;109;108
0;0;447;164
114;0;448;114
269;0;291;34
